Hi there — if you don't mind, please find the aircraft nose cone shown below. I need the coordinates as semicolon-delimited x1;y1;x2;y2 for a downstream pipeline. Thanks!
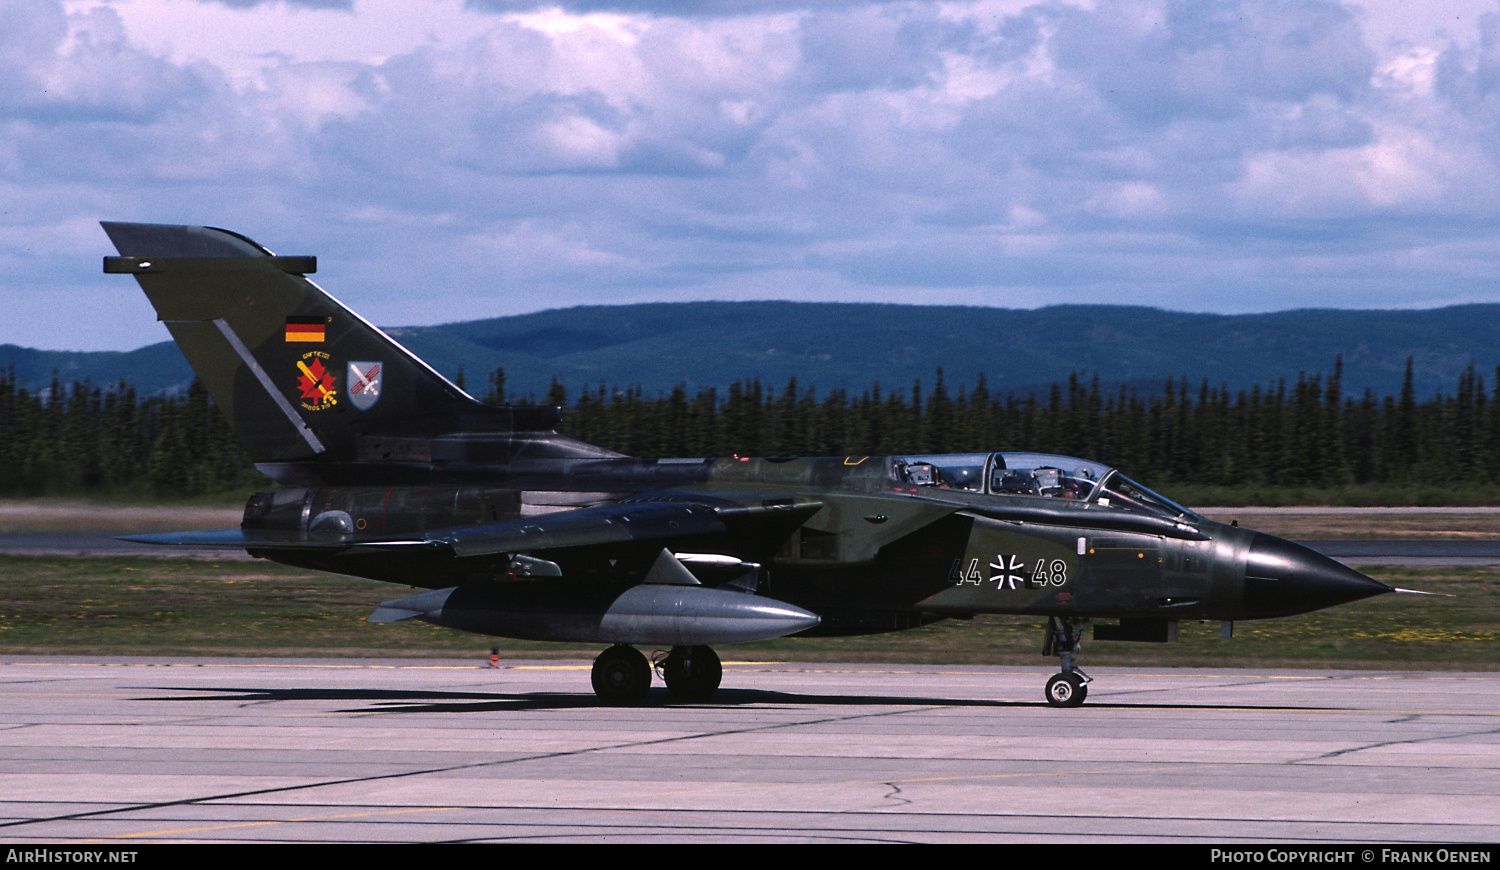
1242;532;1392;618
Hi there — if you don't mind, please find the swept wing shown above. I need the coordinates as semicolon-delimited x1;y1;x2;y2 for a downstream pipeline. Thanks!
123;493;824;558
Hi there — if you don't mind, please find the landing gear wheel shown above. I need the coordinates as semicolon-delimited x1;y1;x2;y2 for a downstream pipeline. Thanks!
1042;617;1091;707
661;645;722;701
591;644;651;705
1045;673;1087;707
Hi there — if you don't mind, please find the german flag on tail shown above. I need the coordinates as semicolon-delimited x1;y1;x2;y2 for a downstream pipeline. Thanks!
285;316;325;343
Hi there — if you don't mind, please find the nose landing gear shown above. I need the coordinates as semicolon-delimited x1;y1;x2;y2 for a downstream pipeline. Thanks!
1045;671;1088;706
1042;617;1091;707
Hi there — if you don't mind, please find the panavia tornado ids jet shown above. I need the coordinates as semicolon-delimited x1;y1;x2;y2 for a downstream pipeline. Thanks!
103;222;1396;706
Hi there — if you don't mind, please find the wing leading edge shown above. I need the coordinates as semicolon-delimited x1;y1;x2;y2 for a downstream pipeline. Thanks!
122;494;825;557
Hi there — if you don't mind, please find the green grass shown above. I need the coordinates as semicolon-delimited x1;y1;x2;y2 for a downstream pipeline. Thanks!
0;556;1491;668
0;489;266;508
1162;482;1500;508
0;557;487;657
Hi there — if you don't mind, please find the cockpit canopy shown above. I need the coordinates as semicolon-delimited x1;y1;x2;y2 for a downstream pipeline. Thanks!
890;452;1199;521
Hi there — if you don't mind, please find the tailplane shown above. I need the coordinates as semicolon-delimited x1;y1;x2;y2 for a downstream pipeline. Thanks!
101;222;559;475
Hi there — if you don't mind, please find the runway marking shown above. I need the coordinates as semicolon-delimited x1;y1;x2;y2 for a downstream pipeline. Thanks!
522;663;801;671
597;763;1227;804
1303;721;1500;761
0;692;151;698
83;806;458;841
37;695;1488;838
5;658;1496;842
40;796;1491;846
0;701;948;835
9;662;488;673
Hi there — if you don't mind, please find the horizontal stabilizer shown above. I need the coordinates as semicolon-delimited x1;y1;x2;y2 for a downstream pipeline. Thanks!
119;528;434;551
121;529;283;548
123;494;823;558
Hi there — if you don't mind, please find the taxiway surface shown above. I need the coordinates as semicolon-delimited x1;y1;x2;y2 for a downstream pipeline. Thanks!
0;657;1495;843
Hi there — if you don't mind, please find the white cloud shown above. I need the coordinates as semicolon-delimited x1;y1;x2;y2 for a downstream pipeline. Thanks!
5;0;1500;351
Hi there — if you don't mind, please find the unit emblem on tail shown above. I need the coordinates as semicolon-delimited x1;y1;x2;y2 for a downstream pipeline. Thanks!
296;352;338;410
347;361;383;411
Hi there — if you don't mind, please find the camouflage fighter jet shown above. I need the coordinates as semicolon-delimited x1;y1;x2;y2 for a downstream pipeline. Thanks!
103;222;1395;706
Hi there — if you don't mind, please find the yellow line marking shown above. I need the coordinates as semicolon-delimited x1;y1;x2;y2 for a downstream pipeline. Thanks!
84;805;458;841
0;662;502;673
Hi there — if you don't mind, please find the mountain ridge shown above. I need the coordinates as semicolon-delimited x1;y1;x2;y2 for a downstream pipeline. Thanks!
7;301;1499;402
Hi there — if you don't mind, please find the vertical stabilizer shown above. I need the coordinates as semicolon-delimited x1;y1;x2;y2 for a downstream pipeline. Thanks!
102;222;476;465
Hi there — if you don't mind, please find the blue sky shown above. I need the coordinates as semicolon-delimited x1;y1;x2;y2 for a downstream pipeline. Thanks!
7;0;1500;350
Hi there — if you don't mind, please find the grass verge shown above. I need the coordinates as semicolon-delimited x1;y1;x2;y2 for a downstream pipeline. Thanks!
1163;482;1500;508
0;556;1491;668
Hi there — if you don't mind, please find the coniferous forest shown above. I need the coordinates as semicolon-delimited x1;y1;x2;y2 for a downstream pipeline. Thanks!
4;356;1500;503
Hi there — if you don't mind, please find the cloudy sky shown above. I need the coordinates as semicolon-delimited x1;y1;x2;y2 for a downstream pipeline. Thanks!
7;0;1500;351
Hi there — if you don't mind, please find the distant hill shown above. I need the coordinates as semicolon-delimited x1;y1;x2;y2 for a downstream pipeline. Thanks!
0;341;199;398
8;302;1500;402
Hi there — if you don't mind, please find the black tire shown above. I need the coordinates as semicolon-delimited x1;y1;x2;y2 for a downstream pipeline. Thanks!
591;645;651;705
662;645;723;701
1045;673;1087;707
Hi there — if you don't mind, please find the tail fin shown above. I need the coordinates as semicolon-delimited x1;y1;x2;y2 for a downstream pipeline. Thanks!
101;222;487;466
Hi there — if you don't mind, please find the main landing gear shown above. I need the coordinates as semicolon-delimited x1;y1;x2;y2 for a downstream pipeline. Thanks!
1042;617;1091;708
660;645;723;701
589;644;723;704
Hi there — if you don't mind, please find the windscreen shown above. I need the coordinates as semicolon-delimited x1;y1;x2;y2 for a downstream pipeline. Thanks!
1095;473;1202;521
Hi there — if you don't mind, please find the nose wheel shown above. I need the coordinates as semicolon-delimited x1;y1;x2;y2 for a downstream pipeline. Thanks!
1042;616;1092;707
591;644;652;705
1045;672;1088;707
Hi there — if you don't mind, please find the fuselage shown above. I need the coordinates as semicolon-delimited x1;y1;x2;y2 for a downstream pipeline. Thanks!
243;449;1388;635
